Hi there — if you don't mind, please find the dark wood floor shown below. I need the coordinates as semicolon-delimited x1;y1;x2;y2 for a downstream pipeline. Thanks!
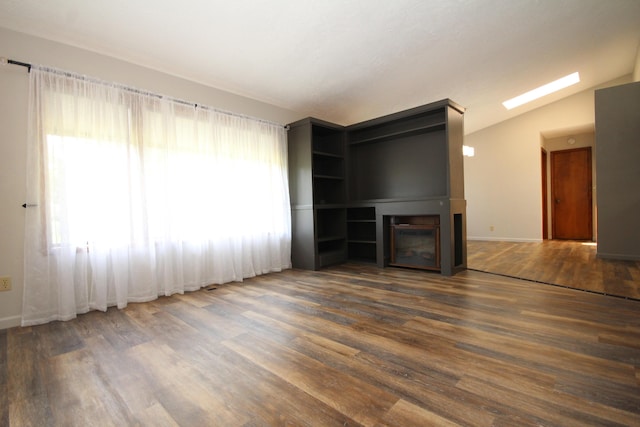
468;240;640;300
2;262;639;426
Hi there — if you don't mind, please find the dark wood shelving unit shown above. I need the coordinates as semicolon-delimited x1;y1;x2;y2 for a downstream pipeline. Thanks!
288;99;466;275
288;118;347;270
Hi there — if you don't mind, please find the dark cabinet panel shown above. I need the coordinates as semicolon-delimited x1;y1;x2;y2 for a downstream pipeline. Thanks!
349;131;448;201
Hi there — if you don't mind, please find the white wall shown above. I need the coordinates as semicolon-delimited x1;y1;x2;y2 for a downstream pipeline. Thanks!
464;75;632;242
0;28;301;329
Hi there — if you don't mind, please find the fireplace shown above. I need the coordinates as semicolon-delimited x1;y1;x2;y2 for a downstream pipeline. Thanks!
389;215;440;271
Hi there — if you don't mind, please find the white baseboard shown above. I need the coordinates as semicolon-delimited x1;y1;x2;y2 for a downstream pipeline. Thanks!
467;236;543;243
0;315;22;330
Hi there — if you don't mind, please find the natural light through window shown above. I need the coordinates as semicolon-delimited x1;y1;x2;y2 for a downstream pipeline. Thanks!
24;66;293;326
502;72;580;110
46;129;288;247
46;134;135;247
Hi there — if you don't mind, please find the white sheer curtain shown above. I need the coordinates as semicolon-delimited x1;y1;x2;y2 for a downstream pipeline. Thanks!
22;67;291;326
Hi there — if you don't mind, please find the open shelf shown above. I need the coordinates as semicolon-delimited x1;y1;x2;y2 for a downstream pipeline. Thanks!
347;222;376;242
347;241;376;263
313;178;345;205
347;207;376;263
318;248;347;267
313;153;344;178
312;126;343;156
347;206;376;221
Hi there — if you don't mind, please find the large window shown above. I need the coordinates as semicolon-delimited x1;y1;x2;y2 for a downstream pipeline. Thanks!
23;67;291;326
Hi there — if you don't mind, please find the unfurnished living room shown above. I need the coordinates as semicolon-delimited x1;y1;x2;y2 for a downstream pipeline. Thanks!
1;1;640;426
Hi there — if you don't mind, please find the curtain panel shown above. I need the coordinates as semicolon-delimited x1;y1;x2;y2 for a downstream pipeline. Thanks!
22;67;291;326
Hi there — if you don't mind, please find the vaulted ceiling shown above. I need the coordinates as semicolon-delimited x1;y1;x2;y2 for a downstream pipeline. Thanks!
1;0;639;133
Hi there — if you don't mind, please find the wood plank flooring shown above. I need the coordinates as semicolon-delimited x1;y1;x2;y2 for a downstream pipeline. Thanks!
2;263;639;426
467;240;640;300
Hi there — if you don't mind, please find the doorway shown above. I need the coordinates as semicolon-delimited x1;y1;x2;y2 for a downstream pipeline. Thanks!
550;147;593;240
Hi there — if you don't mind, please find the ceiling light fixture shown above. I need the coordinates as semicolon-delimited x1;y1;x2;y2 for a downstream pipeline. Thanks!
502;72;580;110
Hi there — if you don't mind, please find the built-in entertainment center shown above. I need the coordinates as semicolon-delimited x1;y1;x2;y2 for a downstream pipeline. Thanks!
287;98;466;275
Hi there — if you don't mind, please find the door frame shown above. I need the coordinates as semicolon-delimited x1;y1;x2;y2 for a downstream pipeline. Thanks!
550;146;593;240
541;148;548;239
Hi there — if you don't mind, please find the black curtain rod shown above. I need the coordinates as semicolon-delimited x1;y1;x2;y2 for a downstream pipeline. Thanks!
7;58;32;72
4;58;289;129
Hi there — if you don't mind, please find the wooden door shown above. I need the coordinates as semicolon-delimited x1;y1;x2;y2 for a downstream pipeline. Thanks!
551;147;592;240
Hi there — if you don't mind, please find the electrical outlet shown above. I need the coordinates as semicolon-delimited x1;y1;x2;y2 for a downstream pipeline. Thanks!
0;276;11;291
489;225;495;232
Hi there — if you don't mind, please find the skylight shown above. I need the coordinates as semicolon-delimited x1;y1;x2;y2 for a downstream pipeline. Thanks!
502;72;580;110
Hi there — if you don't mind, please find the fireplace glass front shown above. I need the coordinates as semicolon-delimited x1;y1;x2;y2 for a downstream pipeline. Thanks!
390;224;440;270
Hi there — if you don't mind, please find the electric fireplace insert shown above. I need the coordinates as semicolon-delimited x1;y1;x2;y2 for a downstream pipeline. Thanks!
389;215;440;271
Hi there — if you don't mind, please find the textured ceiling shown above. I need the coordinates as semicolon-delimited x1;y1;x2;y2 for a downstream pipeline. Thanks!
1;0;639;133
